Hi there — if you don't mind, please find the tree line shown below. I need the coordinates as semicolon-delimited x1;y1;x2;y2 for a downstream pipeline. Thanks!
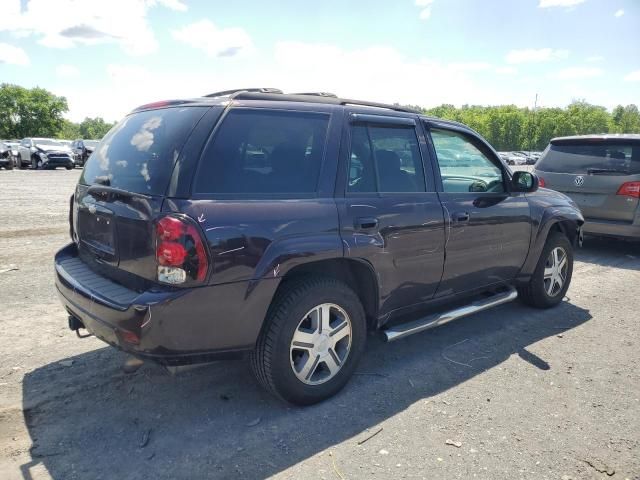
1;83;638;150
415;101;640;151
0;83;114;140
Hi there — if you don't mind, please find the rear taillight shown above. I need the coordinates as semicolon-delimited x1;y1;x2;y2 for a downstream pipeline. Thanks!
155;215;209;285
538;177;546;188
617;181;640;199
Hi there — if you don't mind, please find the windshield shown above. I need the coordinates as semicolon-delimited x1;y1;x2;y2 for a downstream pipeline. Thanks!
537;141;640;175
84;140;99;148
80;106;208;195
34;139;64;147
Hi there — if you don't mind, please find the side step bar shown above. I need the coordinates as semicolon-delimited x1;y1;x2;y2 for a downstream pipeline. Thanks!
383;287;518;342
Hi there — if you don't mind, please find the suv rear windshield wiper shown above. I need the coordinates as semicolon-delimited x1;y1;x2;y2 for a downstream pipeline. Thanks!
587;168;630;175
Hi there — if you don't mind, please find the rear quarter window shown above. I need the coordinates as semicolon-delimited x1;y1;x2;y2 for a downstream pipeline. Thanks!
537;142;640;175
80;107;208;195
194;109;330;196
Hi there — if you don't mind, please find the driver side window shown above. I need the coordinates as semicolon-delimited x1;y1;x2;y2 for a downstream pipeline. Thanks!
430;128;504;193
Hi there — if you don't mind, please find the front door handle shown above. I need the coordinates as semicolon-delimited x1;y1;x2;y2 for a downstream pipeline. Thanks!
355;217;379;230
453;212;470;223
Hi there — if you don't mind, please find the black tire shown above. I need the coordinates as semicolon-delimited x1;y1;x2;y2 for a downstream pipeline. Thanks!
65;165;73;170
518;231;573;309
17;155;24;169
250;277;366;405
31;156;39;169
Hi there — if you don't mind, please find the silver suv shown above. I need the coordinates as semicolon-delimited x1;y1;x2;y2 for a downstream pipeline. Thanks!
534;134;640;240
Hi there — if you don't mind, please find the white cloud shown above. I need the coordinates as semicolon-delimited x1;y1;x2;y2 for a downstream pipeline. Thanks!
0;0;185;56
0;42;29;66
614;9;624;17
506;48;569;64
151;0;188;11
586;55;604;63
449;62;491;72
552;67;603;80
171;20;253;57
55;64;80;77
538;0;585;7
415;0;434;20
495;66;518;75
419;7;432;20
624;70;640;82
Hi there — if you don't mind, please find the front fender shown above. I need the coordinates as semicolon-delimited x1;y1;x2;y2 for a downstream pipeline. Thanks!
517;205;584;280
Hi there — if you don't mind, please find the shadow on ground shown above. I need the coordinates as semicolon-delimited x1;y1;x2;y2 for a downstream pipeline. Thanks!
20;296;591;480
576;235;639;270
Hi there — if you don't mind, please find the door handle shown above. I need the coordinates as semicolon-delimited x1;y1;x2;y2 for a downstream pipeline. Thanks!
453;212;470;223
355;217;379;230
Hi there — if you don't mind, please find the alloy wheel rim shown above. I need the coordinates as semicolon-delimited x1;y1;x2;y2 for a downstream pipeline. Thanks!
543;246;568;297
290;303;352;385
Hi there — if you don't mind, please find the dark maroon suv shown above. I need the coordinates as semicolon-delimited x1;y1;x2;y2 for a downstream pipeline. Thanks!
54;89;583;404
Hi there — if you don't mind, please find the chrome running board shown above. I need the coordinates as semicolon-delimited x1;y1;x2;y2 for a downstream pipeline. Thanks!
383;287;518;342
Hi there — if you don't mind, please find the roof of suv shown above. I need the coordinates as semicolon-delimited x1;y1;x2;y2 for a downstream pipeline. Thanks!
131;88;470;131
551;134;640;143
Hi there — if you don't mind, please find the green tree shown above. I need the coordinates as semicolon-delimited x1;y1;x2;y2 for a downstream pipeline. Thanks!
0;83;69;138
610;104;640;133
78;117;114;139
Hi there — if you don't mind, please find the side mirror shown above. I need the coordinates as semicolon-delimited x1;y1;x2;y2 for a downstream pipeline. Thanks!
512;171;539;193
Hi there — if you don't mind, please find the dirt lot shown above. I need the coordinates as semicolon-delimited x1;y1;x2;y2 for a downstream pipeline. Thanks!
0;169;639;480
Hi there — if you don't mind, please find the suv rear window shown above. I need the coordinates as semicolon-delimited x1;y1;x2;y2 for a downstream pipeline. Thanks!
194;109;330;195
537;141;640;175
80;107;208;195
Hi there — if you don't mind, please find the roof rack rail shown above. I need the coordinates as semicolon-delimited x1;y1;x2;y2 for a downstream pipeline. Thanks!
229;91;421;114
204;88;283;98
339;98;421;114
290;92;338;98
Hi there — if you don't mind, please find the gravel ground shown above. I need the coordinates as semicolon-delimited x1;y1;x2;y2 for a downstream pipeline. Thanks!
0;169;639;480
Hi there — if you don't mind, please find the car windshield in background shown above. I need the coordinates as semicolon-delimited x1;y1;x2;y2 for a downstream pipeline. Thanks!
537;142;640;175
80;106;208;195
84;140;99;148
34;139;63;146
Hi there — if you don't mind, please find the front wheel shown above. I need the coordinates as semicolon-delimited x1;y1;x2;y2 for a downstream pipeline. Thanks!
518;231;573;308
250;277;366;405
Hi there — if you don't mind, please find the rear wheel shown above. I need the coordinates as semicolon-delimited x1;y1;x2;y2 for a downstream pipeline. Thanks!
518;231;573;308
250;277;366;405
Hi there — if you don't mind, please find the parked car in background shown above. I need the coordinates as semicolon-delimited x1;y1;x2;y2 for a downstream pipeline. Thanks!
72;139;100;166
16;138;75;170
498;151;527;166
534;134;640;240
55;89;583;405
0;141;14;169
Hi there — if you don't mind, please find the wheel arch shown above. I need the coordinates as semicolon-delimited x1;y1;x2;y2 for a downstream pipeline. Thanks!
271;258;380;330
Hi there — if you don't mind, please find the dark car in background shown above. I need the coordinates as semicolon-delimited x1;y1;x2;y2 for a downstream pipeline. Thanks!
534;135;640;240
16;138;75;170
72;139;100;166
54;89;583;405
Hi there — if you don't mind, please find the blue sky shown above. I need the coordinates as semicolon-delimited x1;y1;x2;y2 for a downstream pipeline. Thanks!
0;0;638;122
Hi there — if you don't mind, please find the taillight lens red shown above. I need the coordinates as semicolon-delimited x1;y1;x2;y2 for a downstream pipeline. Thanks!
538;177;546;188
156;241;187;266
157;216;185;241
617;181;640;199
155;215;209;284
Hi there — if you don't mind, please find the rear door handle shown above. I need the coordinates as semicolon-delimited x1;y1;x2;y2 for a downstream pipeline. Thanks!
453;212;470;223
355;217;379;230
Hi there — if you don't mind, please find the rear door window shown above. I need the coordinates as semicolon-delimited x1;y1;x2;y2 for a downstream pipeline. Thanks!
194;109;330;196
537;142;640;175
80;106;208;195
347;124;426;193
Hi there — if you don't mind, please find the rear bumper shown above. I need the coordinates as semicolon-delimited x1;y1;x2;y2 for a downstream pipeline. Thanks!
54;243;270;365
582;218;640;239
